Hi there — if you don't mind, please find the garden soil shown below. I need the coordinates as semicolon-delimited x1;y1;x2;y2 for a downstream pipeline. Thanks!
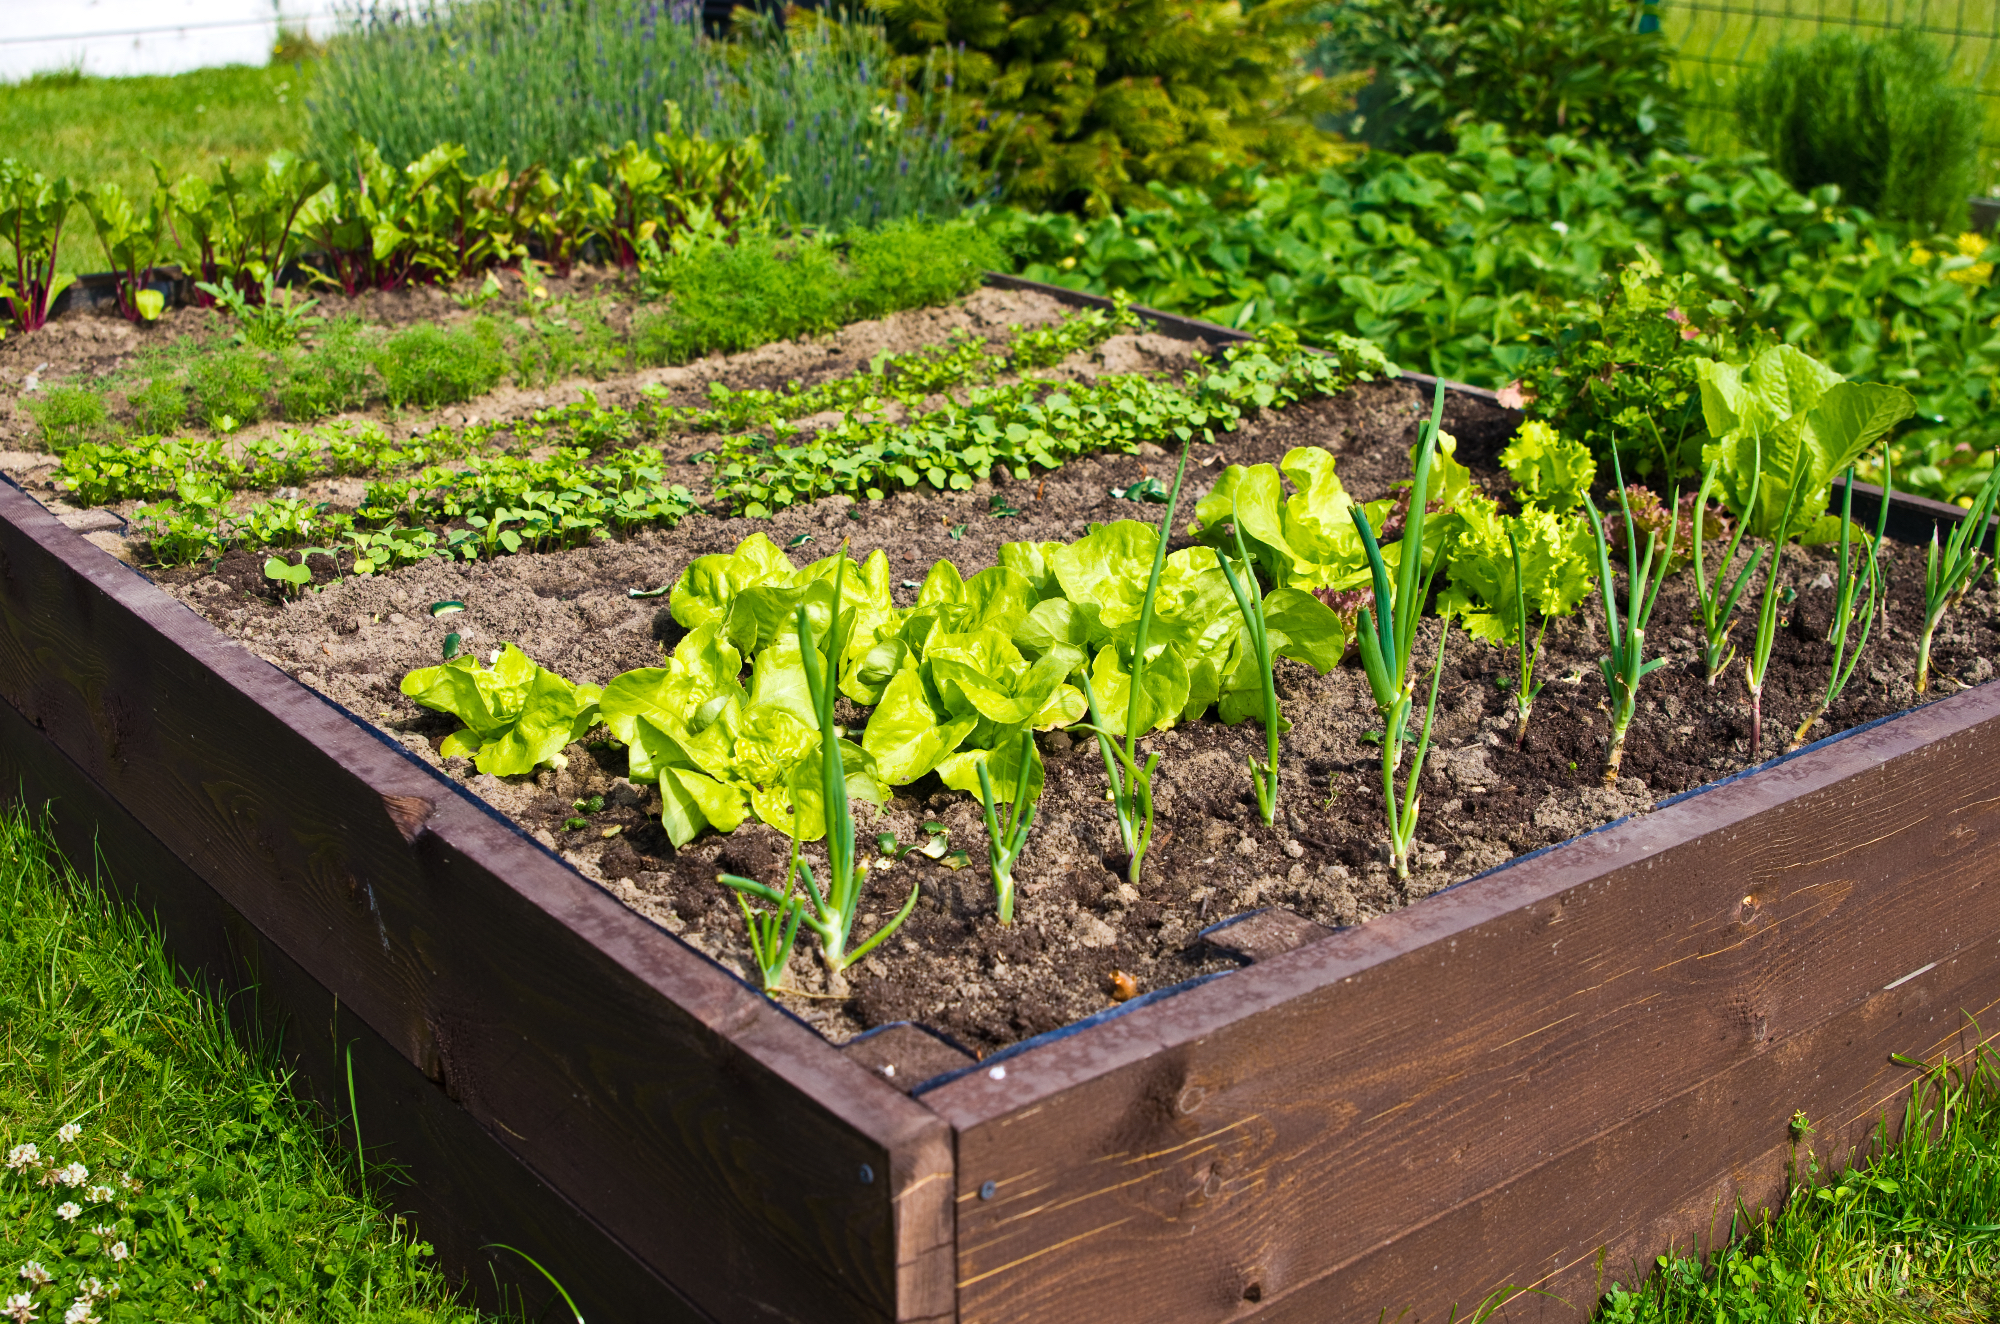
106;306;2000;1072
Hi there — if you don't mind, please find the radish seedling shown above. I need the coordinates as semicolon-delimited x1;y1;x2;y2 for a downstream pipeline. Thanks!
1074;447;1191;886
975;729;1036;924
1581;446;1678;784
1215;507;1283;824
1916;462;2000;694
1351;381;1454;876
718;559;917;994
1792;465;1887;748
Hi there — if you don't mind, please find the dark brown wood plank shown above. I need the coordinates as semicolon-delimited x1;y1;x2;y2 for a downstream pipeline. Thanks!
0;695;705;1320
0;479;954;1323
927;684;2000;1322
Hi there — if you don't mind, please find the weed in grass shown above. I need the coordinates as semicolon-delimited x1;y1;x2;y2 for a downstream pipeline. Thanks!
185;347;271;430
374;322;506;410
22;384;110;452
126;375;187;436
0;802;486;1322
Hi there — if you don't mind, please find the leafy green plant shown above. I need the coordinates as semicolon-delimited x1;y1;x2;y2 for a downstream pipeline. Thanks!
1060;450;1203;885
186;348;271;430
1733;28;1981;231
262;548;332;600
278;317;374;422
1351;384;1455;876
80;179;168;322
877;0;1361;214
718;560;919;994
975;730;1037;925
373;322;506;410
400;644;604;776
1915;464;2000;695
1581;447;1677;784
1312;0;1685;159
22;384;110;452
1792;467;1888;749
196;272;321;351
0;160;78;331
128;375;187;435
729;838;808;994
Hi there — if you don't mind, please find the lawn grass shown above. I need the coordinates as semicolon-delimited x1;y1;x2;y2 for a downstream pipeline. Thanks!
0;63;310;276
0;800;495;1322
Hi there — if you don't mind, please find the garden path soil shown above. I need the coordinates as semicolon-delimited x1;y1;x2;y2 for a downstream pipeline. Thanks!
122;336;1999;1068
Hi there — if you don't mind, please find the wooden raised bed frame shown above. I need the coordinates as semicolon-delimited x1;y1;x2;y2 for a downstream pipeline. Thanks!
2;281;1997;1322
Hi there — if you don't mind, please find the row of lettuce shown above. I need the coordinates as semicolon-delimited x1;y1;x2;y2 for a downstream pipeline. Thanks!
393;336;1995;983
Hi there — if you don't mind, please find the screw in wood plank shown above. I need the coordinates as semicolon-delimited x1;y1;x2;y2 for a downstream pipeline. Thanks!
980;1181;997;1200
859;1165;874;1185
987;1065;1006;1081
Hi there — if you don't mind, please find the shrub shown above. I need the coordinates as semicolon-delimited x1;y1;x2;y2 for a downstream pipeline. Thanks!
22;383;111;451
128;374;188;435
874;0;1362;214
374;322;506;410
186;348;271;429
1733;28;1982;230
279;316;375;421
1310;0;1685;159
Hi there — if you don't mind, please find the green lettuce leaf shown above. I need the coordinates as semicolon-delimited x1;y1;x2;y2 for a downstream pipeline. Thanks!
400;644;600;776
1501;420;1595;514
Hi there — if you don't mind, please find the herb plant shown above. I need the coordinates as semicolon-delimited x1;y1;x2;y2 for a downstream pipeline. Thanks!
1581;448;1678;784
1915;464;2000;695
1792;466;1888;749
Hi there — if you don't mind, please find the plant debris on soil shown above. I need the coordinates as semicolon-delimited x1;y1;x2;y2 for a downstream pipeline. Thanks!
110;296;2000;1074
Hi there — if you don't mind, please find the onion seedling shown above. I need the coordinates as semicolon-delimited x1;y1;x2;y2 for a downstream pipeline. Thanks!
719;559;918;994
1690;446;1764;685
975;729;1036;924
1351;381;1453;876
1215;507;1282;824
1076;446;1190;886
731;839;806;993
1505;523;1548;748
1791;465;1888;749
1915;461;2000;694
1581;446;1678;785
1743;469;1809;759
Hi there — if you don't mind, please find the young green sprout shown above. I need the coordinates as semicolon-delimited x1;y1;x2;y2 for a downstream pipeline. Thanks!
1581;447;1678;785
1215;507;1282;823
1915;461;2000;694
1351;381;1453;877
731;840;807;993
1691;447;1765;685
1505;523;1548;748
975;729;1036;925
1744;469;1809;760
719;559;918;995
1076;446;1190;886
1791;465;1889;749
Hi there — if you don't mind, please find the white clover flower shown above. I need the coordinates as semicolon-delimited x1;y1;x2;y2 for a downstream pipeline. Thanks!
5;1145;38;1172
55;1125;80;1146
104;1247;125;1266
16;1265;48;1286
54;1203;80;1223
60;1302;92;1324
1550;220;1570;235
72;1283;99;1304
84;1187;113;1205
53;1165;85;1188
115;1174;138;1193
4;1293;35;1323
86;1226;113;1239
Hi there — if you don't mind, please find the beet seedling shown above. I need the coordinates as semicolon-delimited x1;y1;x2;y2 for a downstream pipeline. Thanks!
1581;446;1678;784
1916;462;2000;694
1792;465;1888;748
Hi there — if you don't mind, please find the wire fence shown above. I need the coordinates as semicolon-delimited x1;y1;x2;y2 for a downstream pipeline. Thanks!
1663;0;2000;186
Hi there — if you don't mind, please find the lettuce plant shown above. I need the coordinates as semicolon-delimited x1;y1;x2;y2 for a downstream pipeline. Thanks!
1792;465;1887;748
975;731;1037;925
1502;421;1596;514
401;644;603;776
1581;447;1678;784
1351;383;1455;877
718;563;918;995
1915;462;2000;694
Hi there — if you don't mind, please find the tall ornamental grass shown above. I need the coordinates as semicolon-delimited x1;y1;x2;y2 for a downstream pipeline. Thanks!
308;0;967;228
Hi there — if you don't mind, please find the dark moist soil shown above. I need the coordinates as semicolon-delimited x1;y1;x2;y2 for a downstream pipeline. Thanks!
144;337;2000;1068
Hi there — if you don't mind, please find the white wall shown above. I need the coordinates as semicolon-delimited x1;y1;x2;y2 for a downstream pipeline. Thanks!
0;1;344;82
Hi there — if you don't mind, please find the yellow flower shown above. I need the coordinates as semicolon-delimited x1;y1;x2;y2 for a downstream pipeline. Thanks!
1948;231;1993;286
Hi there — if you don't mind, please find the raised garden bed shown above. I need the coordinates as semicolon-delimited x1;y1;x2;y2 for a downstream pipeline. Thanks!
3;279;1999;1321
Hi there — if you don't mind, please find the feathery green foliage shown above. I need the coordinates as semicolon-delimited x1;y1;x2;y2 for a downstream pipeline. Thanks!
1733;27;1983;231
